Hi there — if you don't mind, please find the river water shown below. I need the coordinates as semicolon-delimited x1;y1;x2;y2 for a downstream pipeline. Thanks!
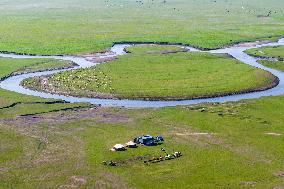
0;38;283;108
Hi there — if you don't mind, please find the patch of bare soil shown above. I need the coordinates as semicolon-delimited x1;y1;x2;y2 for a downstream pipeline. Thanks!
0;167;8;174
59;176;87;189
231;40;272;48
273;171;284;177
80;51;116;64
273;186;284;189
2;106;132;126
95;170;134;189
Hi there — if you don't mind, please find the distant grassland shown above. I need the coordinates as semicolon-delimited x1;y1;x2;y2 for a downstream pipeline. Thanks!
245;45;284;59
23;45;277;100
0;0;283;55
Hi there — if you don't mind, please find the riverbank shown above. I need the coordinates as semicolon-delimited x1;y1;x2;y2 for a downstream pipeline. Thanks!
21;51;279;101
0;38;284;108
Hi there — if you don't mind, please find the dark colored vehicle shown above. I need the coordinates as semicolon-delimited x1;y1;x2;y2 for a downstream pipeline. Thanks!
134;135;164;146
155;136;164;142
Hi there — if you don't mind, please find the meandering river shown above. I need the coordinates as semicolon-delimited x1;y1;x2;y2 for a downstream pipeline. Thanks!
0;38;283;108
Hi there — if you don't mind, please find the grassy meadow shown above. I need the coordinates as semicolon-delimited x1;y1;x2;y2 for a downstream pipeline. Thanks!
258;60;284;71
1;0;284;188
0;58;90;189
0;0;283;55
246;45;284;59
246;45;284;72
0;58;74;79
3;93;284;188
0;57;89;117
22;45;276;100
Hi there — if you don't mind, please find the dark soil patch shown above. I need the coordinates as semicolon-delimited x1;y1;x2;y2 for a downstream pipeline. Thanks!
2;106;132;126
273;171;284;177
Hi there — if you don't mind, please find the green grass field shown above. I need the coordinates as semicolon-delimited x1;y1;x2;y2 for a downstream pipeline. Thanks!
0;58;74;79
3;95;284;188
0;57;89;116
1;0;284;188
22;45;276;100
0;57;91;188
246;46;284;72
82;99;284;188
0;0;283;55
1;54;284;188
258;60;284;71
245;45;284;59
1;48;284;188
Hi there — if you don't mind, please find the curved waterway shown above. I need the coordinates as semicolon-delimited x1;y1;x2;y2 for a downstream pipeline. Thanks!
0;38;283;108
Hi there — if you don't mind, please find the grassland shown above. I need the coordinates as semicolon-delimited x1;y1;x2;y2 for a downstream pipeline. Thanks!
246;45;284;71
83;98;284;188
0;57;92;188
1;0;284;188
245;45;284;59
3;51;284;188
0;57;89;116
2;95;284;188
22;45;277;100
258;60;284;71
0;58;75;80
0;0;283;55
1;51;284;189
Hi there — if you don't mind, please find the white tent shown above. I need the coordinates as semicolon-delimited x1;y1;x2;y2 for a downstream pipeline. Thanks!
125;141;137;148
112;144;125;151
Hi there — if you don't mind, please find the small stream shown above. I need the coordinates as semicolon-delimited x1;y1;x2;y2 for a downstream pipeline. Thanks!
0;38;283;108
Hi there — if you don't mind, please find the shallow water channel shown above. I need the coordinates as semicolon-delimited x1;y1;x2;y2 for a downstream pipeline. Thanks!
0;38;283;108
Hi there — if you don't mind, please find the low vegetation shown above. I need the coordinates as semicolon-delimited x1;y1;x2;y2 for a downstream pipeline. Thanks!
83;97;284;188
258;60;284;71
0;58;75;80
22;46;277;100
2;94;284;188
0;0;283;55
0;57;89;117
245;45;284;59
1;47;284;188
1;1;284;188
